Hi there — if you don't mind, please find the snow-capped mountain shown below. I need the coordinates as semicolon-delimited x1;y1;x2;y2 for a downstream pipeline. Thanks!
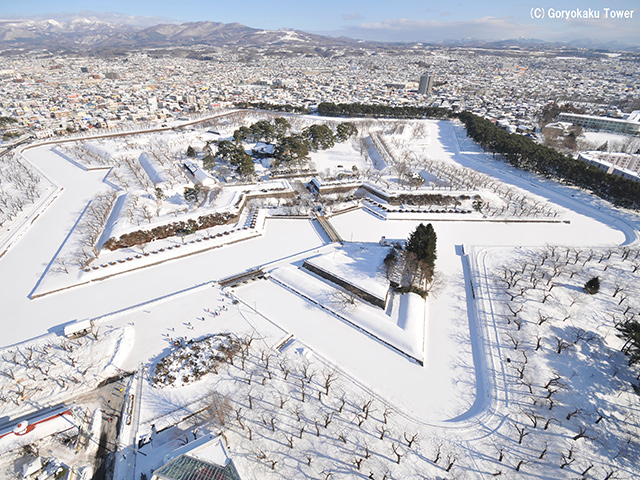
0;19;365;51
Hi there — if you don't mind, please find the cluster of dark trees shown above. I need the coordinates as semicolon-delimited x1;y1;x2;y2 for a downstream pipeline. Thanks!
389;193;461;207
232;118;291;144
221;117;358;167
317;102;450;119
538;102;584;127
235;101;310;114
153;333;243;386
456;112;640;209
0;116;20;140
103;211;235;250
275;135;309;164
406;223;437;284
201;139;254;177
183;184;203;204
385;223;438;297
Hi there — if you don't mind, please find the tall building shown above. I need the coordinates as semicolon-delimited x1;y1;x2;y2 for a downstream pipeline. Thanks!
418;72;434;95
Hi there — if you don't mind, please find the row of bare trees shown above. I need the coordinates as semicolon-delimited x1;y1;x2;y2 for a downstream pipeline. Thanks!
492;245;639;477
0;328;103;410
0;152;43;228
157;333;455;479
53;191;118;272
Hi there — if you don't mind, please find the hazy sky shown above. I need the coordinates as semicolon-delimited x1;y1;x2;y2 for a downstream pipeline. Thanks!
2;0;639;44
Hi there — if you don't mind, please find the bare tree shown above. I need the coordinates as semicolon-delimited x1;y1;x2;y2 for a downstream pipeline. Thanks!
560;451;575;469
382;407;392;424
505;333;520;350
391;443;404;464
445;454;456;472
572;425;591;441
404;432;419;448
284;433;294;449
555;337;572;354
323;371;337;396
431;442;442;463
539;443;548;459
513;423;529;445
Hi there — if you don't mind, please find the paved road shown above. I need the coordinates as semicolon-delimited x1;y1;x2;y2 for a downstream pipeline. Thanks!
74;375;131;480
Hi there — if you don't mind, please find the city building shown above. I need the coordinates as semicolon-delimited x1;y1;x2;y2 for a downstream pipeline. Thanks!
578;151;640;182
151;434;241;480
558;111;640;136
418;72;434;95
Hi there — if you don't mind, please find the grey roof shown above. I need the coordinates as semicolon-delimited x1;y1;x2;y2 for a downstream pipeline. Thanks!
154;455;241;480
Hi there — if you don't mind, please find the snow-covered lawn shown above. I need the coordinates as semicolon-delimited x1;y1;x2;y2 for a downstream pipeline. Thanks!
0;325;133;454
2;114;640;479
0;150;59;256
303;242;391;301
310;139;370;175
470;244;640;478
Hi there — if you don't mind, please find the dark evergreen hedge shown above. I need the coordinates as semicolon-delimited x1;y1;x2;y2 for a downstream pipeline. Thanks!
456;112;640;210
317;102;450;119
104;212;236;250
235;102;310;114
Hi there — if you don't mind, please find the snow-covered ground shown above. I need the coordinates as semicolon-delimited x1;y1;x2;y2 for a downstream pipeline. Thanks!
2;116;639;479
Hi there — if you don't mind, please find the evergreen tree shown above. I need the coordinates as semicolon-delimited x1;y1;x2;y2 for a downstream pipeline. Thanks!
183;185;202;204
235;155;255;177
233;126;252;143
336;122;358;142
404;223;437;294
406;223;437;266
302;124;336;150
273;117;291;139
584;276;600;295
186;145;196;157
616;320;640;366
202;153;216;171
250;120;275;143
275;135;309;164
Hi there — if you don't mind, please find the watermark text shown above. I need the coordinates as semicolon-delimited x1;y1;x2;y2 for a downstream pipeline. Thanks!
530;7;634;20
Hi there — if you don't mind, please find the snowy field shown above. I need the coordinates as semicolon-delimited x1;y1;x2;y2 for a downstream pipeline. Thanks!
1;115;639;479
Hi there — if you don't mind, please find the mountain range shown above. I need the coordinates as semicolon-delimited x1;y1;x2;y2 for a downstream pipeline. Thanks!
0;18;637;54
0;19;368;52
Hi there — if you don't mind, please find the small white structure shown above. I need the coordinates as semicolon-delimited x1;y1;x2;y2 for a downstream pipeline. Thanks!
252;142;275;157
22;457;42;478
183;161;216;186
63;319;93;338
13;421;29;435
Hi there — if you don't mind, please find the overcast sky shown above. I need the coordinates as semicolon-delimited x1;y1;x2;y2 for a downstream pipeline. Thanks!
2;0;639;44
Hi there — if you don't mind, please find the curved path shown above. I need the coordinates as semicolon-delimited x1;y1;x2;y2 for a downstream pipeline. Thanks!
443;121;639;246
